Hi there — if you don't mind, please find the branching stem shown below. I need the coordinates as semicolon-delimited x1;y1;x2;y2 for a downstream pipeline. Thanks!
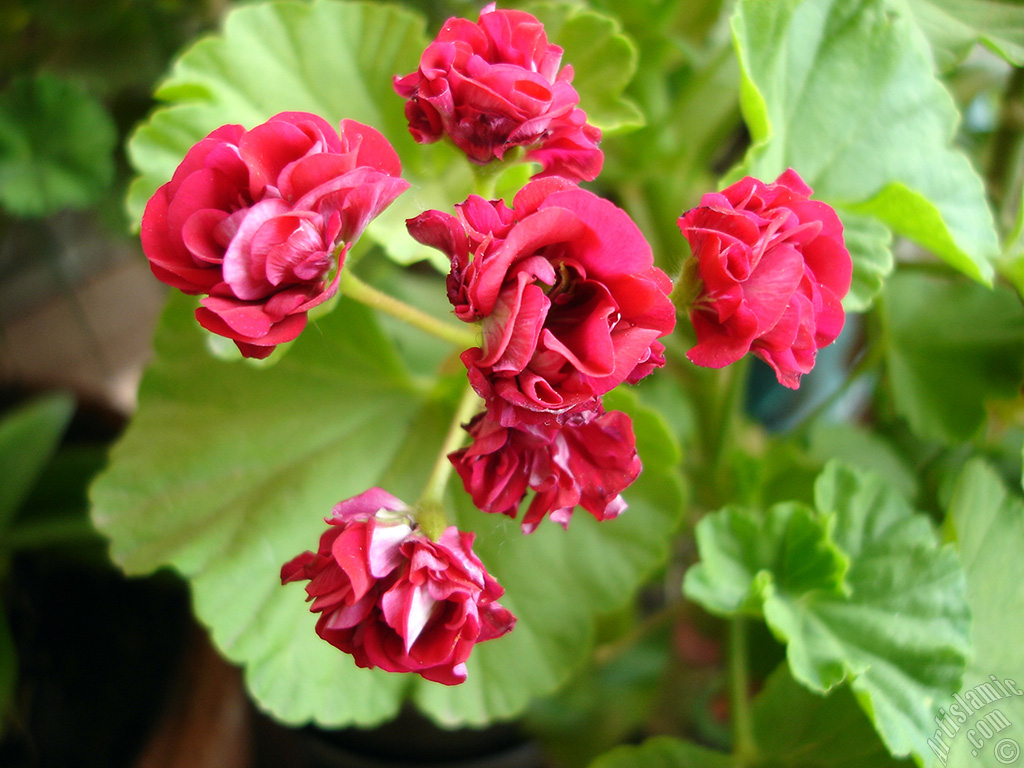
415;384;483;540
338;269;478;349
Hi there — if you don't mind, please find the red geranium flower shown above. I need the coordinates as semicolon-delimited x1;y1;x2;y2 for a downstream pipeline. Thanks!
678;169;852;388
281;488;515;685
450;407;642;533
408;178;675;426
393;3;602;182
141;112;408;358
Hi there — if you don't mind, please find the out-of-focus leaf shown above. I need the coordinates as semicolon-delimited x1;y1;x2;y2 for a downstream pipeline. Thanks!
587;735;735;768
732;0;999;284
880;271;1024;444
0;611;15;727
524;627;670;768
806;421;918;500
0;74;116;216
838;211;894;312
752;664;913;767
0;393;75;532
945;461;1024;768
905;0;1024;71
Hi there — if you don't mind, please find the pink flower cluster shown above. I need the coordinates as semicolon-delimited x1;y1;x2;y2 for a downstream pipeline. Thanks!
393;6;677;533
141;112;408;358
142;1;855;689
410;178;675;532
393;4;602;182
281;488;514;685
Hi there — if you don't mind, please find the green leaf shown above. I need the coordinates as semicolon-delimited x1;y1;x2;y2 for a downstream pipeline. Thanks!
683;503;850;617
125;0;470;270
586;736;736;768
945;461;1024;768
904;0;1024;71
0;73;117;217
91;292;416;726
806;421;917;501
880;271;1024;444
90;291;684;727
525;625;671;768
524;2;645;133
752;665;913;768
835;210;894;312
684;462;971;765
731;0;998;284
0;393;75;532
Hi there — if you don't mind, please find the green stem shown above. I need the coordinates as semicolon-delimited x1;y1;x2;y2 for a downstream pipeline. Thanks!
987;67;1024;226
790;342;882;439
470;146;525;199
415;384;484;540
708;357;749;478
730;616;757;763
621;182;666;270
471;163;502;200
668;257;701;314
338;269;478;349
3;515;99;551
592;601;683;665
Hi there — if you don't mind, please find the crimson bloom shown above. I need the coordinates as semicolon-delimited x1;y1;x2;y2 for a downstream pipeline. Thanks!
677;169;852;388
408;178;675;426
393;3;602;182
141;112;409;358
450;407;641;533
281;488;515;685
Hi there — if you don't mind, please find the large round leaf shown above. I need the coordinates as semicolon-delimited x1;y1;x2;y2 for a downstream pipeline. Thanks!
89;287;684;726
731;0;999;285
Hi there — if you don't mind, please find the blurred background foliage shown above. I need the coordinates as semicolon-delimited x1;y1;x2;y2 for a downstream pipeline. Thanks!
2;1;1024;767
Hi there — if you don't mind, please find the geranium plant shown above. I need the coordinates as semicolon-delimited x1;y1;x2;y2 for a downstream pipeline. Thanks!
89;1;1024;766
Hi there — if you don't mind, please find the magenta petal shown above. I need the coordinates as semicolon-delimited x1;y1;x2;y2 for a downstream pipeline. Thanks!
331;525;374;602
238;119;317;198
740;243;806;335
339;119;403;176
198;296;274;337
539;281;618;378
479;279;549;369
470;206;587;315
331;487;408;521
366;521;413;579
181;208;231;265
220;198;291;300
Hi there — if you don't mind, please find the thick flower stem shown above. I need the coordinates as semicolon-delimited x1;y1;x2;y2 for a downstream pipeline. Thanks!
337;269;478;349
415;384;484;540
471;163;502;200
730;616;757;764
705;357;748;484
470;146;523;200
